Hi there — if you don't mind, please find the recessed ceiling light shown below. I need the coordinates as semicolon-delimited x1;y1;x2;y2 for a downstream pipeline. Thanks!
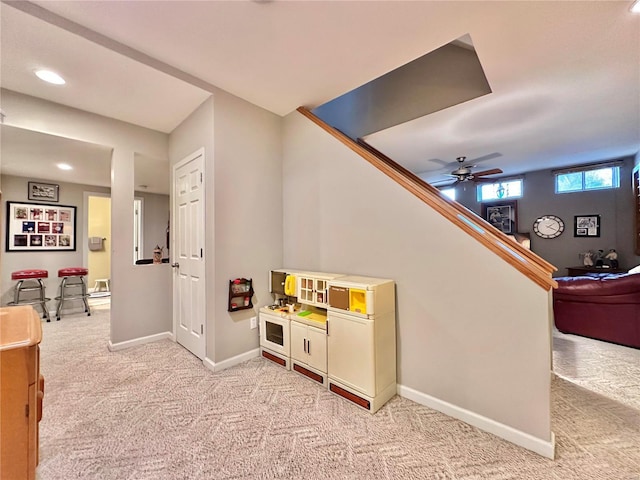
632;0;640;13
35;69;66;85
57;163;73;171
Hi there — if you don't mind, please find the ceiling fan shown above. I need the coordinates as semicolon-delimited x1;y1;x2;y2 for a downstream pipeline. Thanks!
444;156;503;185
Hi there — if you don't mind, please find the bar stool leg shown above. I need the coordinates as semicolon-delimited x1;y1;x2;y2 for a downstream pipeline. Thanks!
55;277;67;321
14;280;24;304
37;278;50;322
80;276;91;315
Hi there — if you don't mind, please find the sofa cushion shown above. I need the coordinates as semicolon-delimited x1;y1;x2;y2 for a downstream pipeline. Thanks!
555;273;640;298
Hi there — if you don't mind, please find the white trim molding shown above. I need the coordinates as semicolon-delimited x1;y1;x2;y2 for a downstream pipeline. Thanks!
108;331;173;351
204;348;260;373
397;384;556;459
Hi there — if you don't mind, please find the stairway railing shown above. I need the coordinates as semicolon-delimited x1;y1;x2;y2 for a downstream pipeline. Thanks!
297;106;557;290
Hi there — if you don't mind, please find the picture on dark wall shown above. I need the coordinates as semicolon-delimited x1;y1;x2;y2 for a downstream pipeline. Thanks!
482;200;518;234
6;201;76;252
574;214;600;237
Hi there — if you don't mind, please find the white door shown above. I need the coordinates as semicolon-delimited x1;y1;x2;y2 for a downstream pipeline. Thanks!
173;150;206;359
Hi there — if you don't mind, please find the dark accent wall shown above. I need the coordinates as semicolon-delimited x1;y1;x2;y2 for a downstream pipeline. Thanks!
313;42;491;139
455;156;638;276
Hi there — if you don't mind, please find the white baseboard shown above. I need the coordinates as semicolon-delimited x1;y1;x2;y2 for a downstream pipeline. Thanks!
204;348;260;373
397;384;556;459
108;331;172;352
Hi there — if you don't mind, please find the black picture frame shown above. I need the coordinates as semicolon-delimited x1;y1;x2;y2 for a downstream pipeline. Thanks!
28;181;60;202
574;214;600;237
6;201;77;252
481;200;518;234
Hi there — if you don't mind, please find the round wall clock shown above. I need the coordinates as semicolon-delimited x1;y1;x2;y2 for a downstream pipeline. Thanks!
533;215;565;239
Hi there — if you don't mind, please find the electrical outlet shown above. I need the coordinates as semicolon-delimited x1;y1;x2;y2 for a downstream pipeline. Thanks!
250;316;257;329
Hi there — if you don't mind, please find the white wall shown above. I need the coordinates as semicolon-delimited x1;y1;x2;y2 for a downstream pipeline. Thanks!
169;91;283;365
211;90;283;362
282;111;554;455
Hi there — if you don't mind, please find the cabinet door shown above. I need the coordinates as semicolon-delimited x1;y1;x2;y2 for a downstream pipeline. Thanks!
298;276;315;304
315;279;328;306
327;314;375;396
306;326;327;373
290;321;307;363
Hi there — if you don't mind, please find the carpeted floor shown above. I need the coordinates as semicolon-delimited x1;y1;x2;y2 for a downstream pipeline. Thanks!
36;305;640;479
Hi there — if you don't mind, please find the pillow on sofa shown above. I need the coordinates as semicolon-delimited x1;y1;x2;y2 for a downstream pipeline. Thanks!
628;265;640;274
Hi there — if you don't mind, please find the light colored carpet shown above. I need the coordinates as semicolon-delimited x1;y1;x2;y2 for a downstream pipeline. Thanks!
36;307;640;479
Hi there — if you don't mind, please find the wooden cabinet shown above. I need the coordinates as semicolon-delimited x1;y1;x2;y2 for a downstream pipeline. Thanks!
1;306;44;480
290;320;327;385
565;266;626;276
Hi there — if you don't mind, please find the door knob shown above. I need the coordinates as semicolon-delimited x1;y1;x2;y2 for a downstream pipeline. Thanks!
171;262;180;268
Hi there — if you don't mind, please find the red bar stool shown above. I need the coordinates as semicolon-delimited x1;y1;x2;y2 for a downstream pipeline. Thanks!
55;267;91;321
8;269;51;321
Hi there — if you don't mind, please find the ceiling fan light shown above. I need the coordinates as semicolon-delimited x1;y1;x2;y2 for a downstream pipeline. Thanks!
35;69;66;85
57;163;73;170
631;0;640;13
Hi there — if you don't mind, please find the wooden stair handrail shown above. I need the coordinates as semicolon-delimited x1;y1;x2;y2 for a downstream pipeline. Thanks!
297;106;557;291
356;139;557;274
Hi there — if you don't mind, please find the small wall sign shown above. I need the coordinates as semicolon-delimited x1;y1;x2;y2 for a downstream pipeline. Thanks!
28;181;60;202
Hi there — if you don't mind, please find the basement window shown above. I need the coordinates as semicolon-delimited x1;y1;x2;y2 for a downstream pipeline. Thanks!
440;188;456;201
477;179;523;202
555;165;620;193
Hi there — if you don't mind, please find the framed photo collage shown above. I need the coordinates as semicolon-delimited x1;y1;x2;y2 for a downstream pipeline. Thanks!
6;201;77;252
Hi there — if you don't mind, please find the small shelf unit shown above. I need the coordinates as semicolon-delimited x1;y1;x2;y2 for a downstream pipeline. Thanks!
228;278;254;312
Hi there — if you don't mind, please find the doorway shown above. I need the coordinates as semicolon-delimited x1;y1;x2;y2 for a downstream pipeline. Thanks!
86;193;111;300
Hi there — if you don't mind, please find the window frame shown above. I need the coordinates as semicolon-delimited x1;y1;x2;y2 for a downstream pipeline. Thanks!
554;164;620;194
476;178;523;203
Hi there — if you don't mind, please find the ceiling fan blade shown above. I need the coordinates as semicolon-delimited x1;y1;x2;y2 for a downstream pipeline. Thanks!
473;168;503;177
428;158;449;167
467;152;502;164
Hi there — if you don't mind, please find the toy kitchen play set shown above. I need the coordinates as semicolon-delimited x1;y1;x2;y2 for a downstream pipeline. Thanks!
260;268;396;413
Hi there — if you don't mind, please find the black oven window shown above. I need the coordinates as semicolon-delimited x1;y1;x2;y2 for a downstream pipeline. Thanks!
265;322;284;346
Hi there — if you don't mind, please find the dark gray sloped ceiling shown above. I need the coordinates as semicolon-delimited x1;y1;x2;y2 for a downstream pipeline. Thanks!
313;37;491;141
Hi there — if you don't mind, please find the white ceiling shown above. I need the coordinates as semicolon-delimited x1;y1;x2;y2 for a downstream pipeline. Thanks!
1;0;639;189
